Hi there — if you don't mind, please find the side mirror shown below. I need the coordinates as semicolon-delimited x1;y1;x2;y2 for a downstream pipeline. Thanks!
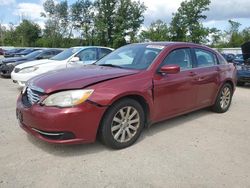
160;65;180;74
70;56;80;63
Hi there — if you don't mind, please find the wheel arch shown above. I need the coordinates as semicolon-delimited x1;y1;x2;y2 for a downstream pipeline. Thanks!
212;79;235;105
96;94;151;139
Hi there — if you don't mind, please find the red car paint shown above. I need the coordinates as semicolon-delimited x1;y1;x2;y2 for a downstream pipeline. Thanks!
16;42;237;144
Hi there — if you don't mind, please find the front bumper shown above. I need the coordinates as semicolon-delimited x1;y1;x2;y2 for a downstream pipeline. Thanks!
237;70;250;83
16;95;107;144
11;71;38;87
0;63;14;77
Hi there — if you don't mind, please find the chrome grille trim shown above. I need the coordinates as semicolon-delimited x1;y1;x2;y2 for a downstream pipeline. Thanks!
31;128;64;136
26;87;42;105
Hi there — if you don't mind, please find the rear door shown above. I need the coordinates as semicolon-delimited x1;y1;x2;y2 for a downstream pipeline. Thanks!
192;48;220;107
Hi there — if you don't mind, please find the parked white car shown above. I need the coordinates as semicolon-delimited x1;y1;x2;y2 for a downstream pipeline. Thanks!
11;46;113;87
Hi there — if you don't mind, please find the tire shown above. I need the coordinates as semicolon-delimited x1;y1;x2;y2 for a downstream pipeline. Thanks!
212;83;233;113
237;81;245;86
100;98;145;149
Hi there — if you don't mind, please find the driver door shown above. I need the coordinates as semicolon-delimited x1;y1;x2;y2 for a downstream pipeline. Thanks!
153;48;198;121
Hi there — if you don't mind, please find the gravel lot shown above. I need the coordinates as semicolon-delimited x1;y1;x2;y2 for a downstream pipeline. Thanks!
0;78;250;188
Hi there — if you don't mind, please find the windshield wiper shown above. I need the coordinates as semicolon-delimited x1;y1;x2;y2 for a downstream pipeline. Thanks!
98;64;123;68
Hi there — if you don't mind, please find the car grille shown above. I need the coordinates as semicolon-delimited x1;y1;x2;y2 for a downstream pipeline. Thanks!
26;87;42;105
14;68;20;73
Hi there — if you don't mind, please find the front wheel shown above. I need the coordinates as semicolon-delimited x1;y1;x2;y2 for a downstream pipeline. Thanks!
212;83;233;113
100;98;145;149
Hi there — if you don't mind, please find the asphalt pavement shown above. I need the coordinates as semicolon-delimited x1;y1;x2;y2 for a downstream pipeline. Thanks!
0;78;250;188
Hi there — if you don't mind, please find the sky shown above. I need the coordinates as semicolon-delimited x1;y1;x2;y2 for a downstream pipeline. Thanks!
0;0;250;31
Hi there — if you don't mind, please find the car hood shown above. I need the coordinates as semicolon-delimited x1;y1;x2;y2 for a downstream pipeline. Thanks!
2;57;27;63
16;59;56;69
28;65;140;94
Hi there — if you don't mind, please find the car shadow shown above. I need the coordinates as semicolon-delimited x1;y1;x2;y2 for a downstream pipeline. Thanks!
137;108;212;143
27;135;110;156
237;83;250;88
26;108;212;156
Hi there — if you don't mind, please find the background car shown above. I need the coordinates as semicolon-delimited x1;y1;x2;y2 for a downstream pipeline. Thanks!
221;53;236;63
0;49;63;78
16;42;236;149
236;41;250;86
14;48;42;57
4;48;26;58
0;48;6;55
11;46;113;86
235;54;243;60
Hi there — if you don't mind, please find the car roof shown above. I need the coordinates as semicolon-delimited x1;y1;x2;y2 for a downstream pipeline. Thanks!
128;41;212;48
127;42;216;53
72;46;114;50
40;49;63;52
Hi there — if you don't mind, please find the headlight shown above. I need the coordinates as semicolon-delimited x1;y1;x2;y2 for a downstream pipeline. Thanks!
42;89;94;107
7;63;15;66
19;66;39;73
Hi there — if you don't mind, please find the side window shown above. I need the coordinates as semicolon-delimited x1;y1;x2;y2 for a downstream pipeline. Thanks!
195;49;217;67
99;48;112;58
39;52;52;59
162;48;192;70
77;48;97;61
53;50;61;55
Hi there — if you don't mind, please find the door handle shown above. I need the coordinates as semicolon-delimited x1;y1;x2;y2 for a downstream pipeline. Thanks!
189;71;197;77
216;67;222;72
195;77;205;81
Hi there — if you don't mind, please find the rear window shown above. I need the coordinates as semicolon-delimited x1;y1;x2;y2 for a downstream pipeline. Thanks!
195;49;218;67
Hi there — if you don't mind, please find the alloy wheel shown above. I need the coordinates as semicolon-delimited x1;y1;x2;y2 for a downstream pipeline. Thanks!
220;86;231;110
111;106;140;143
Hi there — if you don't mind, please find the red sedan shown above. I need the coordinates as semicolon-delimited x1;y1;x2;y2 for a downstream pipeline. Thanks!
16;42;237;149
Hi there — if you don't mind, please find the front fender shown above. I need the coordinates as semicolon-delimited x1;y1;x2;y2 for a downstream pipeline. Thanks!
87;73;154;117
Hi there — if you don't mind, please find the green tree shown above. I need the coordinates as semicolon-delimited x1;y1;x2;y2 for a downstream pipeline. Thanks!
227;20;244;47
94;0;117;46
15;20;41;46
2;24;18;46
41;0;70;47
94;0;146;48
0;23;6;46
209;27;222;47
242;27;250;42
126;0;146;43
71;0;94;45
140;20;170;42
170;0;211;43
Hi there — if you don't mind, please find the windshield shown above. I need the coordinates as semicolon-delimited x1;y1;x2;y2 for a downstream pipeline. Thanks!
50;48;81;61
96;44;164;70
24;50;43;59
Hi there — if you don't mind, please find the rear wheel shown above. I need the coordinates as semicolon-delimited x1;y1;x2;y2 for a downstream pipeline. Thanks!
100;98;145;149
212;83;233;113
